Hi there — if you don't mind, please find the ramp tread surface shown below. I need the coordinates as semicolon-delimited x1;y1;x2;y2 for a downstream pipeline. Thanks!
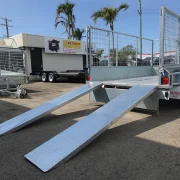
0;83;102;135
25;85;157;172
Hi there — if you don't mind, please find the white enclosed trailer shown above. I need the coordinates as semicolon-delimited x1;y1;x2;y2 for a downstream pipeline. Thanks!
10;34;89;82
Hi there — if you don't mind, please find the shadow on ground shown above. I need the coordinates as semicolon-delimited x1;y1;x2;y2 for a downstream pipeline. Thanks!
29;78;85;84
26;89;42;94
0;99;180;180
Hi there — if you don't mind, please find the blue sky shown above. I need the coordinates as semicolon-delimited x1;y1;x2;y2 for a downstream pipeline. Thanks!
0;0;180;40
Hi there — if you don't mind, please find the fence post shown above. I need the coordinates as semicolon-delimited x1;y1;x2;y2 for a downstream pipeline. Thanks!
86;26;89;70
108;32;110;67
136;38;138;66
177;19;180;64
116;33;118;66
24;50;28;75
9;51;11;72
151;40;154;66
160;6;165;67
89;28;92;72
0;53;1;76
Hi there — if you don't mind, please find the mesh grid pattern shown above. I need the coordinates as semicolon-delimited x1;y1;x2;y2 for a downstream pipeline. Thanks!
89;27;153;67
0;50;25;76
163;7;180;65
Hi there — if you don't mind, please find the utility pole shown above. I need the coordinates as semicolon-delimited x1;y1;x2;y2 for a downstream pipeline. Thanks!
1;17;13;38
138;0;142;60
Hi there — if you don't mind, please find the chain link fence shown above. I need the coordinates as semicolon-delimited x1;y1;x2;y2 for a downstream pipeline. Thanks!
160;6;180;66
87;26;154;67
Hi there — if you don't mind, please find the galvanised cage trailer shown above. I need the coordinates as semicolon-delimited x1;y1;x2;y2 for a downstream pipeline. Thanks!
0;6;180;172
0;47;28;98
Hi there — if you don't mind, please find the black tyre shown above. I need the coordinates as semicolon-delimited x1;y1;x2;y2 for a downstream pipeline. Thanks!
48;72;55;83
41;72;48;82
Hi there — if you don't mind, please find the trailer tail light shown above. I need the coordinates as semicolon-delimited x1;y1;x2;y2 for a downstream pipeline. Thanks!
86;75;90;81
162;77;169;85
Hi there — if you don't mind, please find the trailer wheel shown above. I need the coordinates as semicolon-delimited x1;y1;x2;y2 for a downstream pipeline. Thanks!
41;72;48;82
48;72;55;83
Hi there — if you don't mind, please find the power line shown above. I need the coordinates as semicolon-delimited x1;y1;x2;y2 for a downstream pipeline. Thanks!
1;17;13;38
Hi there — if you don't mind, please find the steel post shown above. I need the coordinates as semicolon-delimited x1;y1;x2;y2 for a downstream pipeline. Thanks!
151;40;154;66
86;26;89;69
9;51;11;72
177;19;180;64
160;6;165;67
139;0;143;60
89;28;92;72
136;38;138;66
108;32;110;67
116;33;118;66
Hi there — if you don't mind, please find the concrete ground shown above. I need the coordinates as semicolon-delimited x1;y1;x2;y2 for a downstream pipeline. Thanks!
0;81;180;180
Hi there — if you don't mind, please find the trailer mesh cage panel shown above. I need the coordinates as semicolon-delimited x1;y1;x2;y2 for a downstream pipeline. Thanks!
0;49;25;76
87;26;154;67
160;6;180;66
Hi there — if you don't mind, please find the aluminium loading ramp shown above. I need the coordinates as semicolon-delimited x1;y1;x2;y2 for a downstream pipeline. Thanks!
0;83;102;136
25;85;157;172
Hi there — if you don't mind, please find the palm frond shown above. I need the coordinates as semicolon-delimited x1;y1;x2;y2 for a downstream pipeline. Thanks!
55;20;66;29
56;4;66;15
116;3;129;13
55;15;68;28
73;28;85;40
55;15;67;21
91;10;103;24
55;0;76;39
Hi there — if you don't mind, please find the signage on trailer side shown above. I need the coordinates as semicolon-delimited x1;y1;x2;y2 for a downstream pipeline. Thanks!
45;37;96;55
63;40;81;54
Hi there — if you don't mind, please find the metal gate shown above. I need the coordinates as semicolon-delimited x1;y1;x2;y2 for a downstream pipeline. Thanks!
160;6;180;66
86;26;154;68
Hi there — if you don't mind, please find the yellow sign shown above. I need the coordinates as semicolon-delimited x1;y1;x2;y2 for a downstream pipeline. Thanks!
63;40;81;49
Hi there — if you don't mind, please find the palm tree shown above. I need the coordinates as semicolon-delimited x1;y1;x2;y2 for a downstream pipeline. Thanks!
91;4;129;62
73;28;85;40
55;0;75;39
